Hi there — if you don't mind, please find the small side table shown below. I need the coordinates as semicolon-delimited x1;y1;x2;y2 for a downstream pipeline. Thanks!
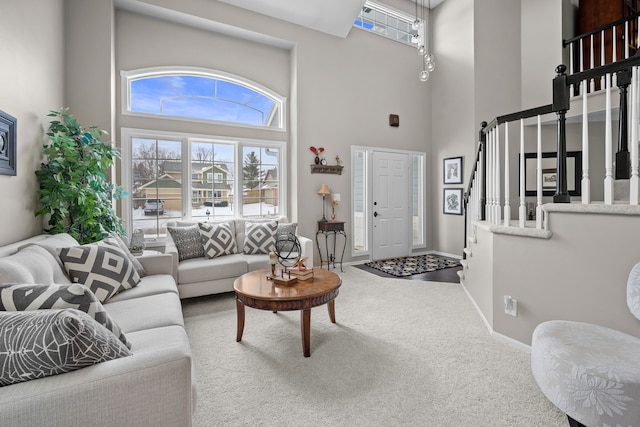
316;221;346;272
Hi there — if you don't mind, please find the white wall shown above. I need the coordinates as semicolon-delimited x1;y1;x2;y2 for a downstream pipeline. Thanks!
0;0;65;246
430;0;475;256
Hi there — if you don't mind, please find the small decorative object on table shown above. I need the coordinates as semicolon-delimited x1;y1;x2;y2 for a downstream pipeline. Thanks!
330;193;340;222
268;251;277;279
273;234;302;286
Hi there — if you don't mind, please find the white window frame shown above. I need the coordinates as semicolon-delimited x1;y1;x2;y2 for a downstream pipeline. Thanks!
121;127;287;241
353;0;421;47
121;66;287;132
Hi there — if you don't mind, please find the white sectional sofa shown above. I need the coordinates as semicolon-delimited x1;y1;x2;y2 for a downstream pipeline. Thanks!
0;233;195;427
165;218;313;299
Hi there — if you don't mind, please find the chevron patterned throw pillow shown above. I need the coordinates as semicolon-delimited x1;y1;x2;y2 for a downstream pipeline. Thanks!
57;244;141;302
198;222;237;259
243;221;277;255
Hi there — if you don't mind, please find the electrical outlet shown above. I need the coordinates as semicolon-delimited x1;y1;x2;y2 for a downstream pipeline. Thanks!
504;295;518;317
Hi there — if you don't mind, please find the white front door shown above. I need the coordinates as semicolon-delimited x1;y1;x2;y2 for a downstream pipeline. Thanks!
371;150;410;260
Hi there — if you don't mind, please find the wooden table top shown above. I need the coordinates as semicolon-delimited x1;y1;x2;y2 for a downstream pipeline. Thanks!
233;268;341;302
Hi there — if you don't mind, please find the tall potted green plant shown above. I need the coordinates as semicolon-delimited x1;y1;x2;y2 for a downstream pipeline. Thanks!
35;108;126;244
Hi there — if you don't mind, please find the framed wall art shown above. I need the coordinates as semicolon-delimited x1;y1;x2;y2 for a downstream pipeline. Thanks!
0;110;17;176
521;151;582;196
443;156;463;184
443;188;463;215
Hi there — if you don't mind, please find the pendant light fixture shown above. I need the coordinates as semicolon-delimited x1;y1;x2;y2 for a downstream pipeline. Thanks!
416;0;436;82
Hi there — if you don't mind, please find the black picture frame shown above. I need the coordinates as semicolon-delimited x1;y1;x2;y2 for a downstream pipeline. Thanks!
0;110;17;176
443;156;463;184
521;151;582;197
443;188;463;215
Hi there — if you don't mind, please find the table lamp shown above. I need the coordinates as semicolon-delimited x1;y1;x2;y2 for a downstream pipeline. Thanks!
317;184;331;222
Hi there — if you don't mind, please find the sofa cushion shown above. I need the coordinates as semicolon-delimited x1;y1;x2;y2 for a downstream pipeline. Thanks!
105;292;184;334
0;283;130;348
57;244;141;303
102;235;146;278
106;274;178;303
198;221;236;259
243;221;277;254
167;225;205;261
0;245;70;285
178;254;248;284
0;309;131;387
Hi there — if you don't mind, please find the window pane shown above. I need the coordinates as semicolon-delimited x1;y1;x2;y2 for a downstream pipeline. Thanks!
242;146;279;217
412;154;425;247
352;148;368;254
131;138;182;239
190;141;235;220
128;73;283;129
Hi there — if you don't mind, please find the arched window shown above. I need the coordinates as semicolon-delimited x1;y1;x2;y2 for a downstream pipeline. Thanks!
121;67;286;130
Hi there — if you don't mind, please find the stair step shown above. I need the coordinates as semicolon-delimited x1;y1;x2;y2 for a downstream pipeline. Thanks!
457;270;465;281
460;260;468;269
463;247;472;257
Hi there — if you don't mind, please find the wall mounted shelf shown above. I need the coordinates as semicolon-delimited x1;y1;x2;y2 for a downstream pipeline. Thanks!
310;165;343;175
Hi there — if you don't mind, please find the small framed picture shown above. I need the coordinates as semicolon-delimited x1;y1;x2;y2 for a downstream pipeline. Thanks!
542;168;557;191
443;188;463;215
443;156;463;184
0;110;17;176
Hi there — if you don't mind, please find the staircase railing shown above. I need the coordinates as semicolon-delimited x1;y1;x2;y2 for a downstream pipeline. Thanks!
564;12;640;95
463;54;640;254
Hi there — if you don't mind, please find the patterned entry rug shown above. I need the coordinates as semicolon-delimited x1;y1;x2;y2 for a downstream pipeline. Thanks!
364;254;461;277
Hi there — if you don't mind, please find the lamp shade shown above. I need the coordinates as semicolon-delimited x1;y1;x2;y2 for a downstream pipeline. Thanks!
317;184;331;195
331;193;340;204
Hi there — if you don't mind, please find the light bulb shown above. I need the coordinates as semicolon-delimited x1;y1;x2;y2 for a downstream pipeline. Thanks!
417;45;426;55
425;60;436;72
424;54;434;63
411;34;419;44
419;70;429;82
412;19;421;30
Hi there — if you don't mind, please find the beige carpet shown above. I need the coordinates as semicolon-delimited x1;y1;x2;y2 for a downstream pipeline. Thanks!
182;266;566;427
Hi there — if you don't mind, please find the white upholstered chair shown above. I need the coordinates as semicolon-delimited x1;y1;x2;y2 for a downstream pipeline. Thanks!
531;262;640;427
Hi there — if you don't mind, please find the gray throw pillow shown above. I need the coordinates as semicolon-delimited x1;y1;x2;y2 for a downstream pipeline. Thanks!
198;222;237;259
167;225;205;261
276;222;298;253
0;309;131;387
57;244;141;303
243;221;278;254
0;283;131;349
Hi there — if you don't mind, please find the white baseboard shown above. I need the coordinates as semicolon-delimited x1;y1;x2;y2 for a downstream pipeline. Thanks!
427;250;462;260
460;282;531;353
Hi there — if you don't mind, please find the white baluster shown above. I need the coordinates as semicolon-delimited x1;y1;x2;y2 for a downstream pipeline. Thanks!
579;38;585;95
613;26;618;87
485;130;493;224
605;73;614;204
569;42;575;95
581;79;591;204
590;34;595;92
489;129;496;224
495;126;501;225
601;30;606;89
631;66;639;205
625;21;630;59
504;122;510;226
536;115;543;229
519;119;526;228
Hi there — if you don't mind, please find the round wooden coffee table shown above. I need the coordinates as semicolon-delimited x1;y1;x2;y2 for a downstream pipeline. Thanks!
233;268;341;357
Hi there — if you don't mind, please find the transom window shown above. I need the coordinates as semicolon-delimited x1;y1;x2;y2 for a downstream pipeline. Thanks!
354;0;420;46
121;67;286;130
